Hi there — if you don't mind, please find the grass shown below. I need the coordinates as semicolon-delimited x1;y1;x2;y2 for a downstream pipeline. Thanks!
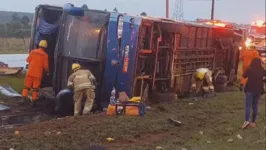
0;38;29;54
0;75;25;92
0;62;264;150
0;91;265;150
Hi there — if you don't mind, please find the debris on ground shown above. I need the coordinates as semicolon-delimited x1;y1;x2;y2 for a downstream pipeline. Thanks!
199;131;204;135
253;139;266;144
14;130;20;136
227;138;234;143
0;104;10;111
106;137;114;142
167;118;182;126
155;146;163;149
207;141;212;144
237;134;243;140
0;85;22;97
189;103;194;105
146;106;152;110
181;148;187;150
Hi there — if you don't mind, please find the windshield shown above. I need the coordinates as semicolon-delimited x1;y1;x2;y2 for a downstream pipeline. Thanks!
62;10;109;60
250;26;266;35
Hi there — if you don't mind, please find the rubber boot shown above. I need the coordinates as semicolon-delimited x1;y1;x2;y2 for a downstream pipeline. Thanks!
19;97;27;105
239;84;244;91
30;101;37;108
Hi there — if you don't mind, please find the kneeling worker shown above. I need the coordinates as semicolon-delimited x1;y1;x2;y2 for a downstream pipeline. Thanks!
67;63;96;116
190;68;215;98
20;40;49;107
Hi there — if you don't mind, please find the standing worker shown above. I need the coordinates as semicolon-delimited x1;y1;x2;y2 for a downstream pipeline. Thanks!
190;68;215;99
20;40;49;107
239;43;260;91
67;63;96;116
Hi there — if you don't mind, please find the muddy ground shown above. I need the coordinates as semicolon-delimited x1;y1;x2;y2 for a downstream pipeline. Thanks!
0;91;265;150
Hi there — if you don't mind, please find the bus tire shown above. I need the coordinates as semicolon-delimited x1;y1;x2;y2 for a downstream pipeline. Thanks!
215;75;228;85
215;84;227;93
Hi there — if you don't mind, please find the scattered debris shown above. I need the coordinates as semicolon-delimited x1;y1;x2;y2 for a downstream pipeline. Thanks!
9;148;14;150
146;106;152;110
56;131;61;135
199;131;204;135
44;131;51;136
253;139;266;144
237;134;243;140
181;148;187;150
188;103;194;105
0;104;10;111
106;137;114;142
227;138;234;143
0;85;22;98
14;130;20;136
167;118;182;127
206;141;211;144
155;146;163;149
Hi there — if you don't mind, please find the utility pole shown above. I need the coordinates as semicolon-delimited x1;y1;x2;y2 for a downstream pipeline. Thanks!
166;0;169;18
188;0;220;20
211;0;215;20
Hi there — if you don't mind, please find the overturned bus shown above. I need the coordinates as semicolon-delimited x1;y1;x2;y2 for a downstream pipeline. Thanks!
29;4;241;115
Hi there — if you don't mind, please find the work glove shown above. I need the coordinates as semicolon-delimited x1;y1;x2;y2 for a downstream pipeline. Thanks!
68;86;74;92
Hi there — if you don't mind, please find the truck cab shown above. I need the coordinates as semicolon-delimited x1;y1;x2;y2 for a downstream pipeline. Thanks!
245;20;266;63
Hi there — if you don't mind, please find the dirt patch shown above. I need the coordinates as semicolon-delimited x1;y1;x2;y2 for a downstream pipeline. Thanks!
104;132;168;150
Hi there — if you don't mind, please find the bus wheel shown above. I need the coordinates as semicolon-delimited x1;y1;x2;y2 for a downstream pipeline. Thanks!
215;75;228;84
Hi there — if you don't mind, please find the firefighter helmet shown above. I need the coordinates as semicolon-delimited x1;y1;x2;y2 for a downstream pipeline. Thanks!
72;63;81;72
39;40;48;48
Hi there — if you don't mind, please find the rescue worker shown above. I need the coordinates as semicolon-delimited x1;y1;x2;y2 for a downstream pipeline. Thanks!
67;63;96;116
239;43;260;91
20;40;49;107
190;68;215;99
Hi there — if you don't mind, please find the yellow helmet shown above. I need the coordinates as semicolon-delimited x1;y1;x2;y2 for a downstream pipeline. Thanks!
72;63;81;71
39;40;48;48
195;68;209;80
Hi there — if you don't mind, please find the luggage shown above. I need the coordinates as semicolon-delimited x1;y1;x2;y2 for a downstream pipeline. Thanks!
107;100;146;116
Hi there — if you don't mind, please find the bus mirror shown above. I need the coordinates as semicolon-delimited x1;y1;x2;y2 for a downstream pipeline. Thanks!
63;3;84;16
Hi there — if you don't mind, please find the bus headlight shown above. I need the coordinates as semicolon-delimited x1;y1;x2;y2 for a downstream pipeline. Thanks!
117;15;124;39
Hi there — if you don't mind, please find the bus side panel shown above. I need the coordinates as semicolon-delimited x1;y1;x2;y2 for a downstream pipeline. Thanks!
117;16;142;98
101;13;120;108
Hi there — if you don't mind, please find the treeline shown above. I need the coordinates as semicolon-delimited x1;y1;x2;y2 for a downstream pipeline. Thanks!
0;13;31;41
0;6;148;40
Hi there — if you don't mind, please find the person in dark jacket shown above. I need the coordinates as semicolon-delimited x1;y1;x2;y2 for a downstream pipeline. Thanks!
241;57;266;129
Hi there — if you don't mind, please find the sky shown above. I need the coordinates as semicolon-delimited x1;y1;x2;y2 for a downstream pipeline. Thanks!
0;0;265;24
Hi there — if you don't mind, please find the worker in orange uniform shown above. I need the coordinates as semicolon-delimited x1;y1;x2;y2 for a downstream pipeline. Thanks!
20;40;49;107
239;43;260;91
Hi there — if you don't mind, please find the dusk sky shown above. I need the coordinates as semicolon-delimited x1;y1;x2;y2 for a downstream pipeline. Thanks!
0;0;265;24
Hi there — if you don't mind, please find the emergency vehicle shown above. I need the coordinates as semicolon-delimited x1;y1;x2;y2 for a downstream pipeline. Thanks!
245;20;266;63
28;4;241;115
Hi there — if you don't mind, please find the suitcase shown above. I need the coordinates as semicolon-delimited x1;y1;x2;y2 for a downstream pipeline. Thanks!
107;101;146;116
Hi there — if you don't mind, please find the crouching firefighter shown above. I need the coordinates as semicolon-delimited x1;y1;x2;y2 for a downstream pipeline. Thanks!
67;63;96;116
20;40;49;107
190;68;215;99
